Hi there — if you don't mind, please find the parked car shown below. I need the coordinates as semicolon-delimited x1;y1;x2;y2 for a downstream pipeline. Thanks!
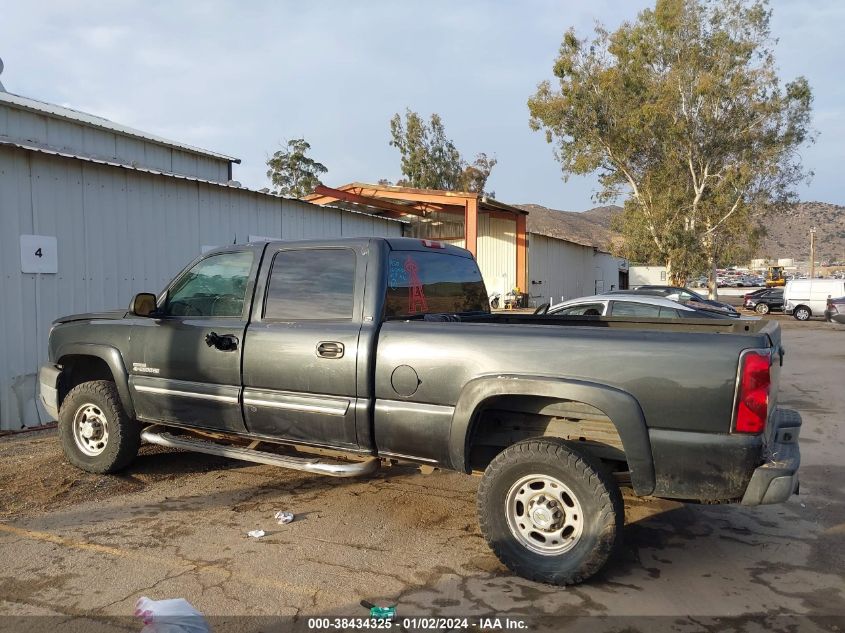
825;296;845;324
784;279;845;321
744;288;769;300
40;237;800;586
626;285;739;316
744;289;784;314
541;293;737;319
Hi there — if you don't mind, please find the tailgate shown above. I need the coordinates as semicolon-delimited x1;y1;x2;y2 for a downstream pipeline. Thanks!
761;320;784;445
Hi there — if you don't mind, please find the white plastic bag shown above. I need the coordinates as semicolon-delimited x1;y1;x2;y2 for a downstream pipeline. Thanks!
274;510;294;525
135;596;211;633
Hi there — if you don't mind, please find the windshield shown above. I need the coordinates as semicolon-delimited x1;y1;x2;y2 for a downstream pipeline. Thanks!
384;250;489;318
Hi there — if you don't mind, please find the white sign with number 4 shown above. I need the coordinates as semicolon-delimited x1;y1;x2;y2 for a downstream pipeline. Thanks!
20;235;58;273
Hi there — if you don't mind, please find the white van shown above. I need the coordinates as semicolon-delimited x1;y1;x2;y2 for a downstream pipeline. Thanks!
784;279;845;320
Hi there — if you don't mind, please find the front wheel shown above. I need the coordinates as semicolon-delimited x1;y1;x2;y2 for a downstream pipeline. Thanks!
755;302;770;315
58;380;140;474
793;306;811;321
477;438;623;585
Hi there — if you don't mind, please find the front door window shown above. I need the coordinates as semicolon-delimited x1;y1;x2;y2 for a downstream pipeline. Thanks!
164;251;254;317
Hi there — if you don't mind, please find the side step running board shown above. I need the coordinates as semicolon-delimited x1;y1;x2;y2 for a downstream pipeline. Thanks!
140;427;379;478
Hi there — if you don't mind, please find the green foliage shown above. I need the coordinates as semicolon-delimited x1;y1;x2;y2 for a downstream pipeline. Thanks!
529;0;814;290
266;138;328;198
389;109;497;194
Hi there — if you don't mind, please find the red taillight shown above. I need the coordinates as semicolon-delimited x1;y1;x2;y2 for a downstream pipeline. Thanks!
735;351;771;433
422;240;445;249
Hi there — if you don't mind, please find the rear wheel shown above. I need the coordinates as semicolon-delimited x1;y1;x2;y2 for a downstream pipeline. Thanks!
794;305;811;321
477;438;623;585
755;302;770;315
58;380;140;473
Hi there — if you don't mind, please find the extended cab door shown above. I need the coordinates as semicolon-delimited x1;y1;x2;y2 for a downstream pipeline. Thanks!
129;247;261;433
241;244;365;449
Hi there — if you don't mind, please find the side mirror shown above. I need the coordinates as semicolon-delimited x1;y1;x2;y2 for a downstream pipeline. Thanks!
131;293;158;317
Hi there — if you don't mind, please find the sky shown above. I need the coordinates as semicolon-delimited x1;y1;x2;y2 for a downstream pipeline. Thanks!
1;0;843;211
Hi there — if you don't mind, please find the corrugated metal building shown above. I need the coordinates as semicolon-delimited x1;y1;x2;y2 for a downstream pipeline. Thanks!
526;234;628;306
0;88;401;430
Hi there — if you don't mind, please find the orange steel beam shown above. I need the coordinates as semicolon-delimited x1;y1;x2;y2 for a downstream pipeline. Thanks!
465;198;478;257
309;185;413;219
309;185;466;218
516;212;527;292
342;184;473;207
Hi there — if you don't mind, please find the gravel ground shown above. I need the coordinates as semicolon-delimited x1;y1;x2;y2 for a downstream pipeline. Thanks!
0;316;842;632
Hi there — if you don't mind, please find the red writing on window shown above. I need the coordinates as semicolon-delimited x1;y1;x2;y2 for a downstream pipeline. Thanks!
405;255;428;313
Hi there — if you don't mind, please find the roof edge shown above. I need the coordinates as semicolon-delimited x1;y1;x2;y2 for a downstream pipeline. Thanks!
0;90;240;163
0;139;405;224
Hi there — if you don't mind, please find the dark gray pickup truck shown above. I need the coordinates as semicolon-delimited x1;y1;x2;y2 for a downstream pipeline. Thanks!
39;237;801;585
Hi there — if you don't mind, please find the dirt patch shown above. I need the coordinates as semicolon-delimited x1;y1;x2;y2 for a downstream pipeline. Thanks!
0;429;236;519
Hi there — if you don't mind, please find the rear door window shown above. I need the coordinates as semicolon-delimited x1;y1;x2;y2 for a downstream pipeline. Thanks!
385;251;488;318
264;249;356;320
551;303;605;316
610;301;662;318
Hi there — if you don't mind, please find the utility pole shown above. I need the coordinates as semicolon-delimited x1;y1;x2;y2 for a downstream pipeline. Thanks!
810;227;817;279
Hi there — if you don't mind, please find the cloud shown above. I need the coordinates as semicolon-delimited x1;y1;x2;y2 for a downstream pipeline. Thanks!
1;0;843;208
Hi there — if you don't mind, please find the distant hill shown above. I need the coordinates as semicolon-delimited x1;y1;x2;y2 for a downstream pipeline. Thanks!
757;202;845;262
517;203;621;250
518;200;845;263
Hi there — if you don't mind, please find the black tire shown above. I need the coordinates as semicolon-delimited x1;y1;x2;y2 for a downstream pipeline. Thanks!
58;380;140;474
755;302;770;315
793;305;811;321
477;438;623;585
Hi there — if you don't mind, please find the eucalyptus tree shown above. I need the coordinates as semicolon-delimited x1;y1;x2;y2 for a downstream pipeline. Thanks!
529;0;814;294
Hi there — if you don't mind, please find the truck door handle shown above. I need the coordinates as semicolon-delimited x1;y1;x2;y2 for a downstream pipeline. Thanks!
205;332;239;351
316;341;344;359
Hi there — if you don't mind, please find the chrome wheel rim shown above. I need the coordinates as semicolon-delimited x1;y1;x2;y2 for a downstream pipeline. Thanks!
797;308;809;320
756;303;769;314
505;474;584;556
72;404;109;456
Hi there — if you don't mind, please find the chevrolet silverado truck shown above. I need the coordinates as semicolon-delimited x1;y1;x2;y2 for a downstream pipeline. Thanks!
39;237;801;585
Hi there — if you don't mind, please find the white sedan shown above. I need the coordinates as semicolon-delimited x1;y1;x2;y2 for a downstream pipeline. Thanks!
538;293;736;319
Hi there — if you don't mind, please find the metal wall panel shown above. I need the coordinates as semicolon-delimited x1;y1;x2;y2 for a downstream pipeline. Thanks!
594;252;627;293
46;118;85;153
0;103;231;183
143;141;173;173
477;214;517;296
0;146;402;429
526;233;596;307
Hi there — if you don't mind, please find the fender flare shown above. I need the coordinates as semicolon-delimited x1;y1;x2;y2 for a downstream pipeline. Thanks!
55;343;136;419
448;375;655;495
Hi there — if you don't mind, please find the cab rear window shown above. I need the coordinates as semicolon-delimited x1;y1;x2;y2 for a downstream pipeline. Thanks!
384;251;489;318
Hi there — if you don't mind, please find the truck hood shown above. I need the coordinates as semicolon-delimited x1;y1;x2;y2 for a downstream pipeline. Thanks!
53;310;128;325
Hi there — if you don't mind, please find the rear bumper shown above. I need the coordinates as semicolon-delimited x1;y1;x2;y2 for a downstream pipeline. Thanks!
38;364;61;421
649;407;801;504
741;408;802;505
825;309;845;324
